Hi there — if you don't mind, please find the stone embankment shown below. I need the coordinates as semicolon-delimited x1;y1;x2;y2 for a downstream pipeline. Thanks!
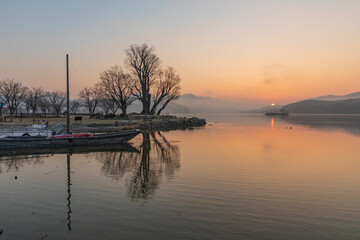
73;116;206;133
136;117;206;131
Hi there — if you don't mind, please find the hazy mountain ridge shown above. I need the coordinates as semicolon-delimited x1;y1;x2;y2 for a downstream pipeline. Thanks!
283;98;360;114
312;91;360;101
162;94;240;113
126;94;242;114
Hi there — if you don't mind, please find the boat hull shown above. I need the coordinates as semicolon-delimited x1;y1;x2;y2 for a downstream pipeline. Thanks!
0;143;139;160
0;130;141;150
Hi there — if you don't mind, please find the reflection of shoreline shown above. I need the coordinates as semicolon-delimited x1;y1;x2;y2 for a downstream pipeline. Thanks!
279;115;360;136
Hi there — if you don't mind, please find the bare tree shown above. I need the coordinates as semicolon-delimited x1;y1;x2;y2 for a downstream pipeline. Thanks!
38;94;51;117
150;67;181;115
24;87;45;118
99;66;135;116
125;44;161;114
70;99;82;114
78;85;102;115
0;79;28;118
48;91;66;115
98;98;119;115
24;96;31;115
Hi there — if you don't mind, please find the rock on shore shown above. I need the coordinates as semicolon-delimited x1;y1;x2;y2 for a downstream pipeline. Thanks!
138;117;206;131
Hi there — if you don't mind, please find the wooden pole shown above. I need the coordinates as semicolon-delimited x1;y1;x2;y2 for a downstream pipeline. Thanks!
66;54;70;134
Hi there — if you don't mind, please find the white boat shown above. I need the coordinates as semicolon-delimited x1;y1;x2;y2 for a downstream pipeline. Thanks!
0;123;63;137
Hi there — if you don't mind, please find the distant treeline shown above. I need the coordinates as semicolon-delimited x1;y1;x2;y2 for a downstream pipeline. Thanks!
0;44;181;117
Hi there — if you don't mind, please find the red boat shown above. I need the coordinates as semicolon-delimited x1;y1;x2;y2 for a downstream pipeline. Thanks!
47;133;94;139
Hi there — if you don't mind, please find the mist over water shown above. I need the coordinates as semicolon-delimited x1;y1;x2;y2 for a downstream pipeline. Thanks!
1;114;360;239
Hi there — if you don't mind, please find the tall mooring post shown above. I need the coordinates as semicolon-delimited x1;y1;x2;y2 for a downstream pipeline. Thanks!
66;54;70;134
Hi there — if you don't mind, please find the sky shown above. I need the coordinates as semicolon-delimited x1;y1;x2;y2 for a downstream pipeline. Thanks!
1;0;360;106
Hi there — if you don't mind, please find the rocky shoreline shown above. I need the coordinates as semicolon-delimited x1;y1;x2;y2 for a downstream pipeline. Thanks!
73;116;207;133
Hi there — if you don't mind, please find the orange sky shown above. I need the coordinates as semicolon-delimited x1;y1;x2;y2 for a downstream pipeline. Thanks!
1;1;360;105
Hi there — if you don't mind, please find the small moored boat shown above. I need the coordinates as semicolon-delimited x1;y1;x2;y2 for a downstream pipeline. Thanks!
265;107;289;116
0;129;141;150
265;112;289;116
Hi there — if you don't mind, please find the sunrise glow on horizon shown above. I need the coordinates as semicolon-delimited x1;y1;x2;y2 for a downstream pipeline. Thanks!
1;0;360;106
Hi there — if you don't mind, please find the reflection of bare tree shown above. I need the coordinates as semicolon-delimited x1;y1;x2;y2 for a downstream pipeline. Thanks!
127;132;159;200
152;131;180;176
96;151;139;181
0;155;44;173
96;131;180;200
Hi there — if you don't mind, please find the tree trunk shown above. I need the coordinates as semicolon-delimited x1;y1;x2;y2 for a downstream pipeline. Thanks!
141;100;149;114
156;106;166;115
149;104;156;115
157;100;171;115
140;94;151;115
149;98;162;115
140;99;146;114
121;105;127;116
32;108;36;120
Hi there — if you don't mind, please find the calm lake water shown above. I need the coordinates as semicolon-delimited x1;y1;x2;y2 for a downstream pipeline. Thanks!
1;114;360;239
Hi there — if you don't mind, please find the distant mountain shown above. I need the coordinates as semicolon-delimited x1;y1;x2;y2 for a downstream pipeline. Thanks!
163;94;239;113
312;91;360;101
283;98;360;114
127;94;243;114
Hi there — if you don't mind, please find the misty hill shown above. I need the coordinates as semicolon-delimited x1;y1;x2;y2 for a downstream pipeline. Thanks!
283;98;360;114
164;94;239;113
127;94;241;114
312;91;360;101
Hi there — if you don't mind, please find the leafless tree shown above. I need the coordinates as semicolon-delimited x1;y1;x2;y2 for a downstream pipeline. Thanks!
150;67;181;115
99;66;135;116
125;44;161;114
0;79;28;118
48;91;66;115
78;85;102;115
98;98;119;115
24;95;31;115
24;87;45;118
70;99;82;114
38;94;51;117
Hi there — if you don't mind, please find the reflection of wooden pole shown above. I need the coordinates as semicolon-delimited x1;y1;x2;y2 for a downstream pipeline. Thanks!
66;54;70;134
66;154;72;231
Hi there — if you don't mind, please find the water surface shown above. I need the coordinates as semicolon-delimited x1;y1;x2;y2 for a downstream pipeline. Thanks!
1;114;360;239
